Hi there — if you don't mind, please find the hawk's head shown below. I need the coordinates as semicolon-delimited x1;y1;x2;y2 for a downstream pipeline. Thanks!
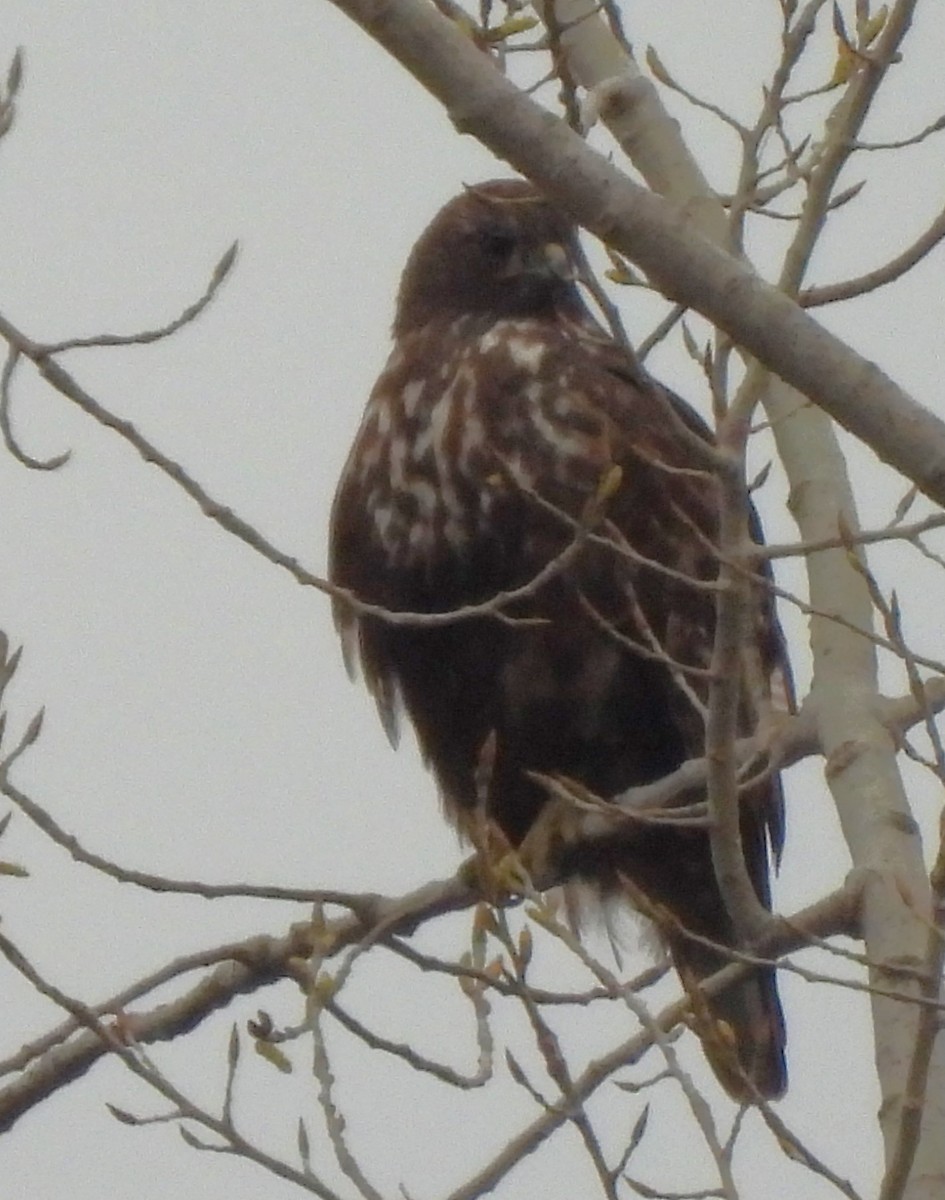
393;179;587;336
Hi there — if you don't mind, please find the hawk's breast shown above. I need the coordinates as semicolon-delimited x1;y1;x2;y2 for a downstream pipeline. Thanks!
347;316;614;575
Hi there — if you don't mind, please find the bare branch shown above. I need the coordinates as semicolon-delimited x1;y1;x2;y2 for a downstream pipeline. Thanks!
0;870;477;1134
325;993;493;1089
0;346;71;470
42;243;238;354
800;201;945;307
0;772;371;908
311;1007;387;1200
854;111;945;151
0;928;345;1199
704;409;772;941
754;511;945;560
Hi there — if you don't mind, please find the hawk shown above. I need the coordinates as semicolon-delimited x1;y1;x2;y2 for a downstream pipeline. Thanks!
329;179;788;1099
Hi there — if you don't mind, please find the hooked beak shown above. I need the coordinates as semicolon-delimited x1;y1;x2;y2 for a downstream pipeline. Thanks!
537;242;576;281
504;241;576;282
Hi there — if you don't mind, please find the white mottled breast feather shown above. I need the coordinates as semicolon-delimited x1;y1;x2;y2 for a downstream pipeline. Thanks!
355;316;611;568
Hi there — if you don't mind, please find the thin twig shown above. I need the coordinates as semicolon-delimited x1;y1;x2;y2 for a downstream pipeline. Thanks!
42;243;238;354
324;992;493;1089
800;201;945;307
0;772;369;907
0;927;345;1199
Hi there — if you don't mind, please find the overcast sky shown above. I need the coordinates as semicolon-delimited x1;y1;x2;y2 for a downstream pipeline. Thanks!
2;2;944;1198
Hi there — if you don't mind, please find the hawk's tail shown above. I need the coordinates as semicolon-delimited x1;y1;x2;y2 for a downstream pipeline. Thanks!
669;932;786;1101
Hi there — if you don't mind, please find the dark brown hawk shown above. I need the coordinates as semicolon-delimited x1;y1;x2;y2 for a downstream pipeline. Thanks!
329;179;789;1099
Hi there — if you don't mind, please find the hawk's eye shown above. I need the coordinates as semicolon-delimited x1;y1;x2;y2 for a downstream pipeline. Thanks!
479;228;517;262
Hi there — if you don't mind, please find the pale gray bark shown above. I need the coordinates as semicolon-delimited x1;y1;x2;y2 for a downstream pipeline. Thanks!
321;0;945;1194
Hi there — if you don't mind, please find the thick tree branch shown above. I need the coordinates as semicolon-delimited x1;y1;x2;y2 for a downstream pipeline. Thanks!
323;0;945;506
756;4;945;1191
0;871;475;1135
7;874;847;1167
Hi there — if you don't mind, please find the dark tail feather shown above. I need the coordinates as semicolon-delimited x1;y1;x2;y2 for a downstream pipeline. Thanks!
555;799;787;1099
671;934;786;1101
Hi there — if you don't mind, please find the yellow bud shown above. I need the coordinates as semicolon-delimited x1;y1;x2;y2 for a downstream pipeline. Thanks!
254;1040;293;1074
483;14;538;42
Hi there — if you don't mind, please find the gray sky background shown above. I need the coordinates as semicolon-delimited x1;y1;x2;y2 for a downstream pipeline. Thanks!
2;2;944;1197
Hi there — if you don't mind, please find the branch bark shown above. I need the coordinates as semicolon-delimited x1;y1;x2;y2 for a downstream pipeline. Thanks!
0;877;855;1141
323;0;945;507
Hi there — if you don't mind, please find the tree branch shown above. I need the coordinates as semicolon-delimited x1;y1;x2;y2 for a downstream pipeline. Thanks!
323;0;945;505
